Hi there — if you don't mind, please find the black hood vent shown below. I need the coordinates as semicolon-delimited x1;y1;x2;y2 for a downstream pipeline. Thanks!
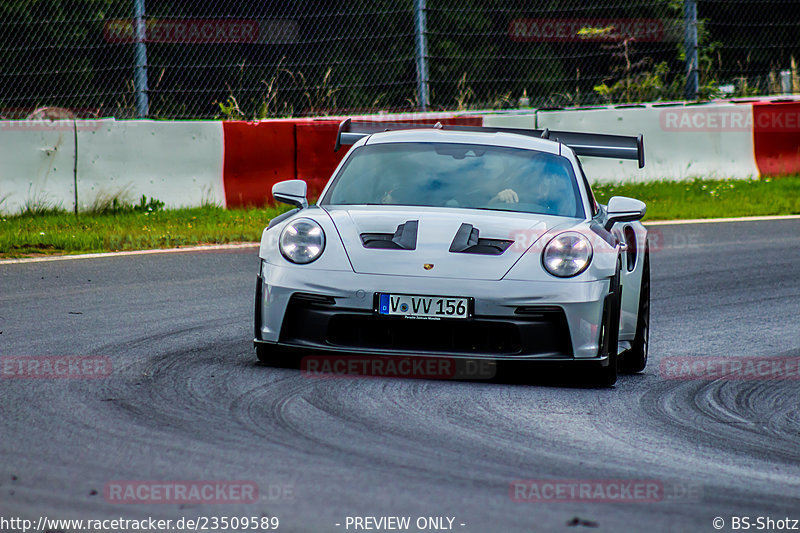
361;220;418;250
449;223;513;256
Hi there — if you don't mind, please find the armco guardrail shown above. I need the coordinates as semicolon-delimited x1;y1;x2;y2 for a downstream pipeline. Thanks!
1;101;798;214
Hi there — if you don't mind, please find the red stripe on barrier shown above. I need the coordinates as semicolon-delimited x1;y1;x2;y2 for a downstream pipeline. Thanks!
412;116;483;126
295;120;346;200
753;101;800;176
294;116;484;200
222;120;296;207
222;115;484;208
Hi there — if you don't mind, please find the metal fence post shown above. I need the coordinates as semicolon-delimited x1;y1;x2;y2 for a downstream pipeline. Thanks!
133;0;149;118
414;0;430;111
684;0;699;100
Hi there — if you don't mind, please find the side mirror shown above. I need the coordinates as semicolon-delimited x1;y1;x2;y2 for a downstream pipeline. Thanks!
272;179;308;209
605;196;646;230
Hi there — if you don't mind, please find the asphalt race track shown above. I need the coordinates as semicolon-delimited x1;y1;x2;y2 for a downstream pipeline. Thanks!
1;219;799;532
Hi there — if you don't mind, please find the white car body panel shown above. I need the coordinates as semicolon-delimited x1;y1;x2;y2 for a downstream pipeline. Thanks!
256;126;649;368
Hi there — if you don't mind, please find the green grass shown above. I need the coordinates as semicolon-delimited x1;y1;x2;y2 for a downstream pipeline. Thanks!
593;176;800;221
2;176;799;258
0;205;287;258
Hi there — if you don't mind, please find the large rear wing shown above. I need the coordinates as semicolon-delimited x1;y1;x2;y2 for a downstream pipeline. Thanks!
333;118;645;168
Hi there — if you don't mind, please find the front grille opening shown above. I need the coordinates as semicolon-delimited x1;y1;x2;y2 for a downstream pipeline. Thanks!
326;316;522;355
280;298;573;358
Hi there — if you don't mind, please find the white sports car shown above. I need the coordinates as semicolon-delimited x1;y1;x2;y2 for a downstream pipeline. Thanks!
254;120;650;385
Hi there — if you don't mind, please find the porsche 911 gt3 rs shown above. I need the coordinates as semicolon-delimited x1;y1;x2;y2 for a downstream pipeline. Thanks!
254;119;650;385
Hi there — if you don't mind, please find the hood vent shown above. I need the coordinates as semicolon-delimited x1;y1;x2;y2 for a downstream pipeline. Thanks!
449;223;513;256
361;220;418;250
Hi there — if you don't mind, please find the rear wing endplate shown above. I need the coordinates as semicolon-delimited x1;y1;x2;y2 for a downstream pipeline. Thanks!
333;118;645;168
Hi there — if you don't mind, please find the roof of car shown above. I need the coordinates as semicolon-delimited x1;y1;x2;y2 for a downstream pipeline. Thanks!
362;128;564;155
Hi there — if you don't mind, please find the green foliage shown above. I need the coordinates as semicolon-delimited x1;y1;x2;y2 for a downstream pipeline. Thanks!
20;196;66;217
590;0;777;104
0;0;132;114
217;95;245;121
132;195;166;214
86;193;165;215
3;0;796;116
594;61;680;104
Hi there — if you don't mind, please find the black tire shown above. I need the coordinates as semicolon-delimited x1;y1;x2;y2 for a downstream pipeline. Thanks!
620;248;650;374
597;264;622;387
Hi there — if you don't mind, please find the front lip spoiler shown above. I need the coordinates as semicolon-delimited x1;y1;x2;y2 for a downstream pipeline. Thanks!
253;339;610;366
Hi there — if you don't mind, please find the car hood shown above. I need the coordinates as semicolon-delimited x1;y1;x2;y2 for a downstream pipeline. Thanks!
323;205;575;280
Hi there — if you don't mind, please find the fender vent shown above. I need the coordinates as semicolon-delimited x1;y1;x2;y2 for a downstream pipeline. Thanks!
361;220;418;250
624;225;638;271
449;223;513;256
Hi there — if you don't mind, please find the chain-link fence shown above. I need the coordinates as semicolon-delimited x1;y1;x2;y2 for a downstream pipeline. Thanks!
1;1;799;120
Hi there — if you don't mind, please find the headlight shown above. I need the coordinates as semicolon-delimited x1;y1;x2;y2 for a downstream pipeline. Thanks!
279;218;325;264
542;232;592;277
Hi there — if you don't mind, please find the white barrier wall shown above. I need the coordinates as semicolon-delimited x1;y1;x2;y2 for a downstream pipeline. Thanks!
0;120;225;214
0;104;776;214
534;104;759;182
482;113;537;129
0;121;79;213
77;120;225;210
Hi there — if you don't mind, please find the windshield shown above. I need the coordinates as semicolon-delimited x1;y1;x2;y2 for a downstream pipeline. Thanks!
322;142;585;218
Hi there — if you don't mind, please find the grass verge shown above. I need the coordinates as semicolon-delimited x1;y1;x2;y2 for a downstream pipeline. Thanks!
0;205;287;258
593;176;800;221
2;177;799;259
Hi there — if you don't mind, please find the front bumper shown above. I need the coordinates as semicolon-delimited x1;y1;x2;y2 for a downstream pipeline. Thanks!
255;262;610;361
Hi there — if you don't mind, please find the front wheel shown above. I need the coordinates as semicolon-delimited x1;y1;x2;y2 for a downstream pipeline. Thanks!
596;265;621;387
620;248;650;374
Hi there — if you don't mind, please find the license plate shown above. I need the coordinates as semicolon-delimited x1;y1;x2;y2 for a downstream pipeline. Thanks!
378;294;469;319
